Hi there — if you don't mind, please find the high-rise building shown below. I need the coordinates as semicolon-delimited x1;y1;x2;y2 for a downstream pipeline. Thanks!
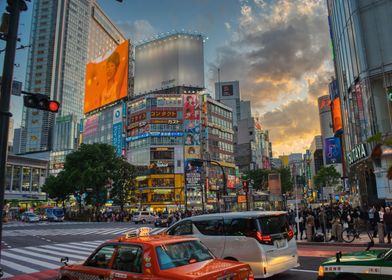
309;136;324;179
21;0;125;155
12;128;22;155
327;0;392;204
8;118;14;153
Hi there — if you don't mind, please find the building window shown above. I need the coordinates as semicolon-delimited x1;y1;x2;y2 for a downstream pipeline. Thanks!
13;166;21;191
22;167;31;192
32;168;40;192
6;165;12;191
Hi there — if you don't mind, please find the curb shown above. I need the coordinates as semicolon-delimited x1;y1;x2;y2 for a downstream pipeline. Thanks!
297;241;392;248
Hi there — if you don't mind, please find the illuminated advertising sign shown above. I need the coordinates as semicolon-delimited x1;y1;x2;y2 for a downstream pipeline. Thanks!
112;106;123;156
318;95;331;114
227;175;236;189
184;120;201;145
84;114;99;137
129;99;146;113
126;132;183;142
157;96;182;107
331;97;343;134
183;95;200;120
324;137;342;164
84;40;129;113
329;79;339;100
130;112;146;123
150;119;181;124
151;109;177;118
222;84;234;96
185;159;202;188
184;146;200;158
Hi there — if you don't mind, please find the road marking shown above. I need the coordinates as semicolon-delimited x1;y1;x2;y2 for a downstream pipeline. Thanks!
40;244;92;254
0;259;38;274
290;268;318;274
1;251;59;269
9;248;62;261
1;272;14;278
28;246;89;258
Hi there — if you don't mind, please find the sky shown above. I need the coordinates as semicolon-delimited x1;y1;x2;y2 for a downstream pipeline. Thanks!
0;0;334;156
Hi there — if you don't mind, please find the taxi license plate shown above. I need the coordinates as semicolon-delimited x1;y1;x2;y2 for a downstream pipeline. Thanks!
275;239;286;248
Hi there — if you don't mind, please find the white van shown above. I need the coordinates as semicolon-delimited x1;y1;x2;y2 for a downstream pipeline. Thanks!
166;211;299;278
132;211;157;224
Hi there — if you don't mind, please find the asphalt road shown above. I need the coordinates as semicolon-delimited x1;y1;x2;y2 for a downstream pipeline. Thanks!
1;221;324;279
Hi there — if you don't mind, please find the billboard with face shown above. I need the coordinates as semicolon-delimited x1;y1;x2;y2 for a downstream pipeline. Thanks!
84;40;129;113
222;84;234;96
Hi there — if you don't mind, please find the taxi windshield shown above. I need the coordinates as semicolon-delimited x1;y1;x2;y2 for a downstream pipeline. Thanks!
156;240;213;270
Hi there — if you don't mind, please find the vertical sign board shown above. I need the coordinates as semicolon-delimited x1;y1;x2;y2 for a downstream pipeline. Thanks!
112;105;123;156
324;137;342;164
184;94;202;190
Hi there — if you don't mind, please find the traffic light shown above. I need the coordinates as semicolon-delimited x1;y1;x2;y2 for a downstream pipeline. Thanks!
243;180;248;193
23;93;60;113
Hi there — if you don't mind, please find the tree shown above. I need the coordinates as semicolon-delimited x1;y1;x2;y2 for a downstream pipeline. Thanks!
42;171;74;207
278;167;293;194
63;143;120;211
110;158;139;212
313;165;341;191
245;169;269;191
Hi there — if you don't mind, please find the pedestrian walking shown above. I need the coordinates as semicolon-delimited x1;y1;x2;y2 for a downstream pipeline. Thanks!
384;207;392;244
378;207;385;244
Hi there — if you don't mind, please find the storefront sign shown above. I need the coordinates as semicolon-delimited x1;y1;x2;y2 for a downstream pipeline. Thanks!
130;112;146;123
347;143;368;165
150;119;181;124
151;110;177;118
237;195;247;203
126;132;183;142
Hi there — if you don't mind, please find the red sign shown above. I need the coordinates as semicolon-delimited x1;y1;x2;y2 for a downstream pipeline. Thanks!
151;110;177;118
130;112;146;123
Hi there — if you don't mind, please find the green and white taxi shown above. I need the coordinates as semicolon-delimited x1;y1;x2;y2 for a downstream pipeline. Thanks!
318;248;392;280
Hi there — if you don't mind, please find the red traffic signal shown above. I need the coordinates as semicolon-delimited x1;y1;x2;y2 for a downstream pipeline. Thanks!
23;93;60;113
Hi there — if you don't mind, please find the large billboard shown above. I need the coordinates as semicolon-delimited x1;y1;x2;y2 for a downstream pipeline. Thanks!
324;137;342;164
134;34;204;95
84;40;129;113
331;97;343;134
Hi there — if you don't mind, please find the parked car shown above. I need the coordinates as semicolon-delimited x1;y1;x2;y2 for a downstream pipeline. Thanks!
132;211;157;224
166;211;299;279
155;213;170;227
21;212;40;223
58;227;254;280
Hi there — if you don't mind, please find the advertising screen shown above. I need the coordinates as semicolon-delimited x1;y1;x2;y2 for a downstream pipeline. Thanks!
84;114;99;137
222;84;234;96
183;94;200;120
331;97;343;133
84;40;129;113
324;137;342;164
185;159;202;188
318;95;331;114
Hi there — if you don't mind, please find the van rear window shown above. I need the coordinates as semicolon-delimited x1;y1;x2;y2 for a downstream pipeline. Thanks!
257;215;289;235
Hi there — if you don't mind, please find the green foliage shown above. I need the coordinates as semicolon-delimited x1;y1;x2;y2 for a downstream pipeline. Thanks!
278;167;293;194
42;171;73;205
244;167;293;193
367;132;382;143
313;165;341;190
110;159;139;212
63;143;119;206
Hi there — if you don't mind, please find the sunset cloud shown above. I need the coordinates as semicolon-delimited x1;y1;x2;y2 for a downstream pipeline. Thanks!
209;0;332;155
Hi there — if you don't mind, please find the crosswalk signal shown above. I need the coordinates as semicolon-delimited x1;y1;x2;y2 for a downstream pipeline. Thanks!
23;93;60;113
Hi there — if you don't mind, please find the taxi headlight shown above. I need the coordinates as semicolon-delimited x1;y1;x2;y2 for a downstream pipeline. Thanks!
318;266;324;277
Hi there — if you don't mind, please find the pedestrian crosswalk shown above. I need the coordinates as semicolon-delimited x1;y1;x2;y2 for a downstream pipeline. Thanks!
0;227;166;278
3;225;166;237
2;221;101;228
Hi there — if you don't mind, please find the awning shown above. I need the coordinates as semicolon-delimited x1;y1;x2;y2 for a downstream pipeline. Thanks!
135;176;147;182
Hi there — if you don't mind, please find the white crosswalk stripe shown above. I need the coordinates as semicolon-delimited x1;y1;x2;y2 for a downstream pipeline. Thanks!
3;226;167;237
2;221;99;228
0;228;167;278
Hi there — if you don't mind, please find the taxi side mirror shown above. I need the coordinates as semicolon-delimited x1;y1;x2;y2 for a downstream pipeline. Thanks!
335;251;342;263
61;257;69;266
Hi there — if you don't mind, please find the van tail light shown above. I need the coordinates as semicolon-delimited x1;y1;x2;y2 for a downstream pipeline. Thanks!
247;270;254;280
287;226;294;241
256;231;273;245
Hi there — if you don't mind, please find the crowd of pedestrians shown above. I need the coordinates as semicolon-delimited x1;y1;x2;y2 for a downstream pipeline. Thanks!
288;204;392;243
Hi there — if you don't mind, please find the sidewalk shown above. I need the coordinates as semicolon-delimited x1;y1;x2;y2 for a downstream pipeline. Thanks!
296;233;392;248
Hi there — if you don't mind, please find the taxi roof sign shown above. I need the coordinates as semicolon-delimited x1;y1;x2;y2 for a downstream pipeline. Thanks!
137;227;152;237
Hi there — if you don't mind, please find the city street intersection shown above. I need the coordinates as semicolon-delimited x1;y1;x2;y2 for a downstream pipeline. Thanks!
0;221;358;280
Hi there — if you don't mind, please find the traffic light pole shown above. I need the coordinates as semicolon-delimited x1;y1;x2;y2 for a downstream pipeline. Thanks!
0;0;26;258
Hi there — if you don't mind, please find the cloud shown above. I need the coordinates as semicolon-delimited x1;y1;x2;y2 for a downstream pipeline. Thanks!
116;19;156;43
261;99;321;154
208;0;331;154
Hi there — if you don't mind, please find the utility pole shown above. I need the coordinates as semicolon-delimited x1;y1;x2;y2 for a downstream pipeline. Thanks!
293;165;300;240
0;0;28;258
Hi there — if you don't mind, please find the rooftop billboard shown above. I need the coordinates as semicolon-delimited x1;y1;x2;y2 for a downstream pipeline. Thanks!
84;40;129;113
134;34;204;95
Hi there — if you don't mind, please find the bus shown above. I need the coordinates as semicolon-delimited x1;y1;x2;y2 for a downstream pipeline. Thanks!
37;206;65;222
